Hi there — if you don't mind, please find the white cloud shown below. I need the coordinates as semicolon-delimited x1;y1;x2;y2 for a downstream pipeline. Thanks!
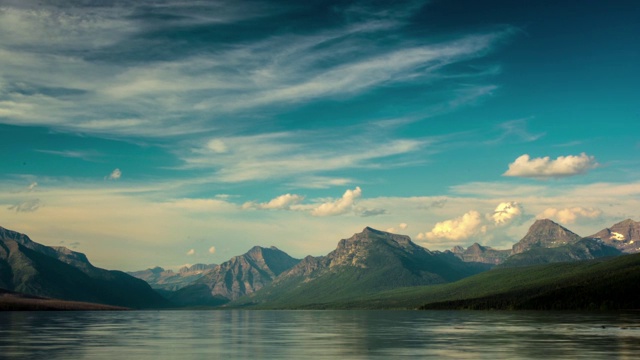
243;193;305;210
311;186;362;216
419;210;486;242
491;201;523;225
208;246;216;254
386;223;408;233
207;139;228;153
184;131;427;183
186;249;195;256
537;207;602;224
503;153;598;179
0;1;510;138
8;199;42;213
107;168;122;180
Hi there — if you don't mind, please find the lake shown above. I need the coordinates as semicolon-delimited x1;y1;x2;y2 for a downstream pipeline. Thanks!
1;310;639;359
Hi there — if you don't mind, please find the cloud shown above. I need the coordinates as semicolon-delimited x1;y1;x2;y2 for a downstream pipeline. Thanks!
488;118;545;144
429;199;447;208
0;1;511;138
28;182;38;192
243;193;305;210
503;153;598;179
208;246;216;254
491;201;523;225
386;223;408;233
311;186;362;216
207;139;228;154
537;207;602;224
8;199;41;212
355;207;387;217
184;131;427;183
107;168;122;180
186;249;195;256
418;210;486;242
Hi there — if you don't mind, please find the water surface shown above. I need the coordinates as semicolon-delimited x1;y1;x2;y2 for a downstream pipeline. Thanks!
1;310;639;359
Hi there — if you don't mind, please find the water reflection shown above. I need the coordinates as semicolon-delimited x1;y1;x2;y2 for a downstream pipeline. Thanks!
0;310;639;359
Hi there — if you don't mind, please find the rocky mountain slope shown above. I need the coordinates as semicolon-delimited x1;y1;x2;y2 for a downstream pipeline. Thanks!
0;226;169;309
231;227;489;308
128;263;216;291
511;219;582;254
450;243;510;265
588;219;640;253
169;246;300;306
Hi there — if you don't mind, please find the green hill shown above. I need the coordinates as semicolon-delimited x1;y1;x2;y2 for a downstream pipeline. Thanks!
233;253;640;310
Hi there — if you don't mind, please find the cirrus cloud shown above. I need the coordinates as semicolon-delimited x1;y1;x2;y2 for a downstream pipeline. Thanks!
503;153;598;179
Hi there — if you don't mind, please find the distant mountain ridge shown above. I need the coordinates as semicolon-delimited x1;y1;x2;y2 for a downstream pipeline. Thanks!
169;245;300;306
128;263;217;291
450;243;510;265
0;226;169;309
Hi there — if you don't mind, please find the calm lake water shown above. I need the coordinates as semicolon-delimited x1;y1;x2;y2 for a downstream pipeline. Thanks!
1;310;639;359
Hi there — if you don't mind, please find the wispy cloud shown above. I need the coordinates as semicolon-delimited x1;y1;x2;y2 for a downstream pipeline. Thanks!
487;118;545;144
182;130;429;183
503;153;599;179
0;1;511;138
8;199;41;212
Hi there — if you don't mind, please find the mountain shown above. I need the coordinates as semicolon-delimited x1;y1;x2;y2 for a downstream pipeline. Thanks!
511;219;582;254
450;243;510;265
128;263;216;291
589;219;640;253
0;226;169;309
499;238;621;268
169;246;300;306
419;252;640;311
231;227;489;308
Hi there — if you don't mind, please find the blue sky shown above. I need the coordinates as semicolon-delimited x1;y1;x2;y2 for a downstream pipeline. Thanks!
1;0;639;270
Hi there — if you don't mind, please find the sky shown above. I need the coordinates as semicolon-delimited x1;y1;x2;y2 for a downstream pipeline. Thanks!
1;0;639;271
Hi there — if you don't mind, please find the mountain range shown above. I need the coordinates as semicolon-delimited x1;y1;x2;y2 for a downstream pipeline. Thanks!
2;218;639;310
0;226;169;309
127;263;217;291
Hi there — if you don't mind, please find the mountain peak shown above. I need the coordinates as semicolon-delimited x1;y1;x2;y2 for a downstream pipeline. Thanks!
512;219;581;254
588;219;640;253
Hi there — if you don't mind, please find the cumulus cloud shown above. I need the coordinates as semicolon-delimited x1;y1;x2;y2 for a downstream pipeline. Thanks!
386;223;408;233
537;207;602;224
242;193;305;210
107;168;122;180
418;210;486;241
503;153;598;179
311;186;362;216
8;199;42;212
186;249;195;256
208;246;216;254
491;201;524;225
